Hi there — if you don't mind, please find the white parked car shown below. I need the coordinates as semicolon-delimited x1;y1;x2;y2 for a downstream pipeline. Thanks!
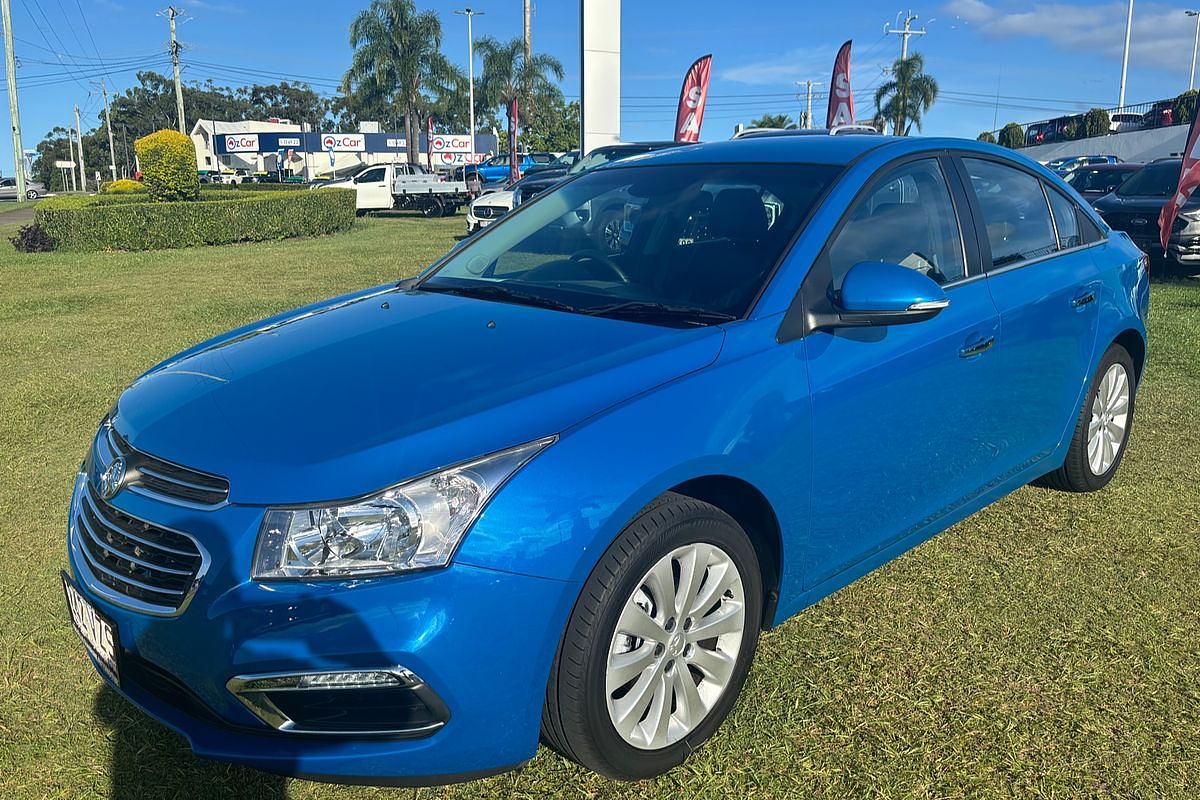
1110;113;1144;133
466;189;516;234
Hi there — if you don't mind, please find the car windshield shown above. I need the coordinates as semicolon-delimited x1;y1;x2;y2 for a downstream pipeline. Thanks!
1116;163;1179;197
420;163;840;325
568;148;640;175
1066;168;1131;193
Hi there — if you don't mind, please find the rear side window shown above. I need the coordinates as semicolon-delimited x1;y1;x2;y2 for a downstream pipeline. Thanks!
964;158;1058;268
1045;188;1082;249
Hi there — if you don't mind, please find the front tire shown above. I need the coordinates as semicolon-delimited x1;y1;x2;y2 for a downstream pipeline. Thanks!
542;493;762;780
1037;343;1136;492
26;189;39;200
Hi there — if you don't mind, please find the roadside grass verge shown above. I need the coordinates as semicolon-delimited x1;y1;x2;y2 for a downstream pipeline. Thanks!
0;220;1197;798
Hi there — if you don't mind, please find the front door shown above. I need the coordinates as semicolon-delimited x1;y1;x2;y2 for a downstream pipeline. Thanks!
802;157;1004;588
353;166;392;210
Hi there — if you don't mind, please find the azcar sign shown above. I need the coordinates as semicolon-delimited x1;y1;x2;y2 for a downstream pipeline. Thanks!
321;134;365;152
224;134;260;153
430;134;484;166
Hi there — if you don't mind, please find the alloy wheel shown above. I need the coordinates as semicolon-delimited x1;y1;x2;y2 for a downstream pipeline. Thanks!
601;218;622;254
1087;362;1131;475
605;542;746;750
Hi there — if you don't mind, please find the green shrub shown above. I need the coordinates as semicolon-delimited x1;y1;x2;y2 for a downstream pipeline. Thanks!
977;131;997;143
1084;108;1111;138
34;189;355;252
1175;89;1199;125
135;129;199;201
201;181;306;192
103;178;147;194
999;122;1025;149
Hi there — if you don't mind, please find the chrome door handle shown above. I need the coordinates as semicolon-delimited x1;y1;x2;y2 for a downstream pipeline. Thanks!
1072;291;1096;308
959;336;996;358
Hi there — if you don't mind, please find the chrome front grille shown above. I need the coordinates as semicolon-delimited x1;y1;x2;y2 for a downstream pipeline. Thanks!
72;481;206;614
96;421;230;507
473;205;507;220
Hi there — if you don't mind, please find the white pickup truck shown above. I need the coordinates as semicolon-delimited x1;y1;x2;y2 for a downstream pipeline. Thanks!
320;163;471;217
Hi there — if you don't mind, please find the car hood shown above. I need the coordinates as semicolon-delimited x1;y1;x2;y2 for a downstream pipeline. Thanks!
115;286;725;505
473;190;515;209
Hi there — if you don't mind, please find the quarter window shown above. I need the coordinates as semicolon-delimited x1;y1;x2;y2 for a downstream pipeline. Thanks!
828;158;966;286
964;158;1058;268
1045;187;1082;249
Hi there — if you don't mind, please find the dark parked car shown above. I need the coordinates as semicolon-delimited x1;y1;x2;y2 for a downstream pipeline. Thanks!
1063;163;1141;205
514;142;688;208
1093;159;1198;271
1141;100;1175;129
1025;115;1082;146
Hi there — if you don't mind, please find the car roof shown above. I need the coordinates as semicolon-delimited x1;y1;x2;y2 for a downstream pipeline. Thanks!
605;134;897;167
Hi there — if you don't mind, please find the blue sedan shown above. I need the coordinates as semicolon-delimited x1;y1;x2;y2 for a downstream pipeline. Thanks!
62;135;1149;785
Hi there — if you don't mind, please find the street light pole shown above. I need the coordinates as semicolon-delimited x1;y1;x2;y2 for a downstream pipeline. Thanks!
1188;10;1200;91
453;7;484;165
1118;0;1134;109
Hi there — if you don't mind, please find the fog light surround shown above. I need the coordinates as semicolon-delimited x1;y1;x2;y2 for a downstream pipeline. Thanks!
228;667;449;737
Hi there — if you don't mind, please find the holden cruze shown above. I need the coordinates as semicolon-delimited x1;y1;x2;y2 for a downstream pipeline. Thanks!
63;136;1149;786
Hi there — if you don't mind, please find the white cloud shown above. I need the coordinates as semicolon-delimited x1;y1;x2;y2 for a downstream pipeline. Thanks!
723;45;887;86
943;0;1197;73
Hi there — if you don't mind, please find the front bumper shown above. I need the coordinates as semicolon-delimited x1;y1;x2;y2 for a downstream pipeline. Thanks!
65;474;580;785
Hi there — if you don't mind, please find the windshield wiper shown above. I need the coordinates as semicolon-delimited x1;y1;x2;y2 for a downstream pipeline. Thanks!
422;283;578;313
584;301;737;326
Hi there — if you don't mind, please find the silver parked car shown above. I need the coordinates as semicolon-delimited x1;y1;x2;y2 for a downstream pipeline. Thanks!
0;177;45;200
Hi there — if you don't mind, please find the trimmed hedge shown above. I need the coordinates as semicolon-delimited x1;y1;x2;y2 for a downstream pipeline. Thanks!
201;181;307;192
34;189;356;251
135;130;199;201
103;178;147;194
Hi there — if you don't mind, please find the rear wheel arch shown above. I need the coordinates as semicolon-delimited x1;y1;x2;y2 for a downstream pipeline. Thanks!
1112;328;1146;384
669;475;782;630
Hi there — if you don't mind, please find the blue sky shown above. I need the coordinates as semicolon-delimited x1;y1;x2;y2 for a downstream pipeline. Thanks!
6;0;1198;171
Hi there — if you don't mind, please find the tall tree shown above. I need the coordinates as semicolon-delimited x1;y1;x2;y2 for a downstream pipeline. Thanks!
749;113;796;129
343;0;459;162
476;36;564;152
873;53;938;136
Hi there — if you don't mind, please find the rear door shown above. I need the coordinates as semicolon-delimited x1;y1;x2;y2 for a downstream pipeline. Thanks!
955;155;1101;477
801;156;1005;588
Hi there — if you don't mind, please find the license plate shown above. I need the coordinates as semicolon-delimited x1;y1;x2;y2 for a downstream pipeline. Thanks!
62;572;120;684
478;218;493;228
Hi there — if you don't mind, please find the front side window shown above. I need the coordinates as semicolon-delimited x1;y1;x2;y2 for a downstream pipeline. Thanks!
356;167;386;183
827;158;966;287
421;163;840;324
964;158;1058;268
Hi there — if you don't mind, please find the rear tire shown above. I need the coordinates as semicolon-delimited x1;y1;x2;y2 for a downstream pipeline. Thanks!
1036;343;1136;492
542;493;762;780
421;197;444;218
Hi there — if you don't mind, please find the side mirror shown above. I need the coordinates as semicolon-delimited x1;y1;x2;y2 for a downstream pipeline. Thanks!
836;261;949;326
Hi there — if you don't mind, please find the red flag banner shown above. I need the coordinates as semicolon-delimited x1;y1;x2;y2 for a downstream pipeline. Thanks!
508;97;521;184
674;54;713;143
1159;110;1200;252
826;40;855;128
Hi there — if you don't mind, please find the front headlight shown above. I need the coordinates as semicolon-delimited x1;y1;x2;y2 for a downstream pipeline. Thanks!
251;437;554;580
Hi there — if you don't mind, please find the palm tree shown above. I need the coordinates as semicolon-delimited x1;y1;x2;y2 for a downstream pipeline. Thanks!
873;53;939;136
475;36;564;153
342;0;460;163
750;113;796;129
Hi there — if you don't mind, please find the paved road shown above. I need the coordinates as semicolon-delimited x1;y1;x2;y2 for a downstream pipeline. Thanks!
0;202;37;227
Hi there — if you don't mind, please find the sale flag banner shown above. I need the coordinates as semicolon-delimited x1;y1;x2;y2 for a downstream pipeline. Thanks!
826;40;855;128
1160;109;1200;253
675;54;713;143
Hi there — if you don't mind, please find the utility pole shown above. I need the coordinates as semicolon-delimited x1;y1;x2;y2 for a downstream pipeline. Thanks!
1;0;27;202
163;6;186;132
453;7;484;164
1188;10;1199;91
74;104;87;193
66;127;77;191
885;11;927;61
99;79;118;182
796;80;823;129
1118;0;1133;109
523;0;531;60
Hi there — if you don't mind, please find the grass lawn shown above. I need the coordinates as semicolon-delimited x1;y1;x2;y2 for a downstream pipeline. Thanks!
1;216;1198;799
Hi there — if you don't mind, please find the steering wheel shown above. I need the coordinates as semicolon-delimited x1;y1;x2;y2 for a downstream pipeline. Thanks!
570;249;630;284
